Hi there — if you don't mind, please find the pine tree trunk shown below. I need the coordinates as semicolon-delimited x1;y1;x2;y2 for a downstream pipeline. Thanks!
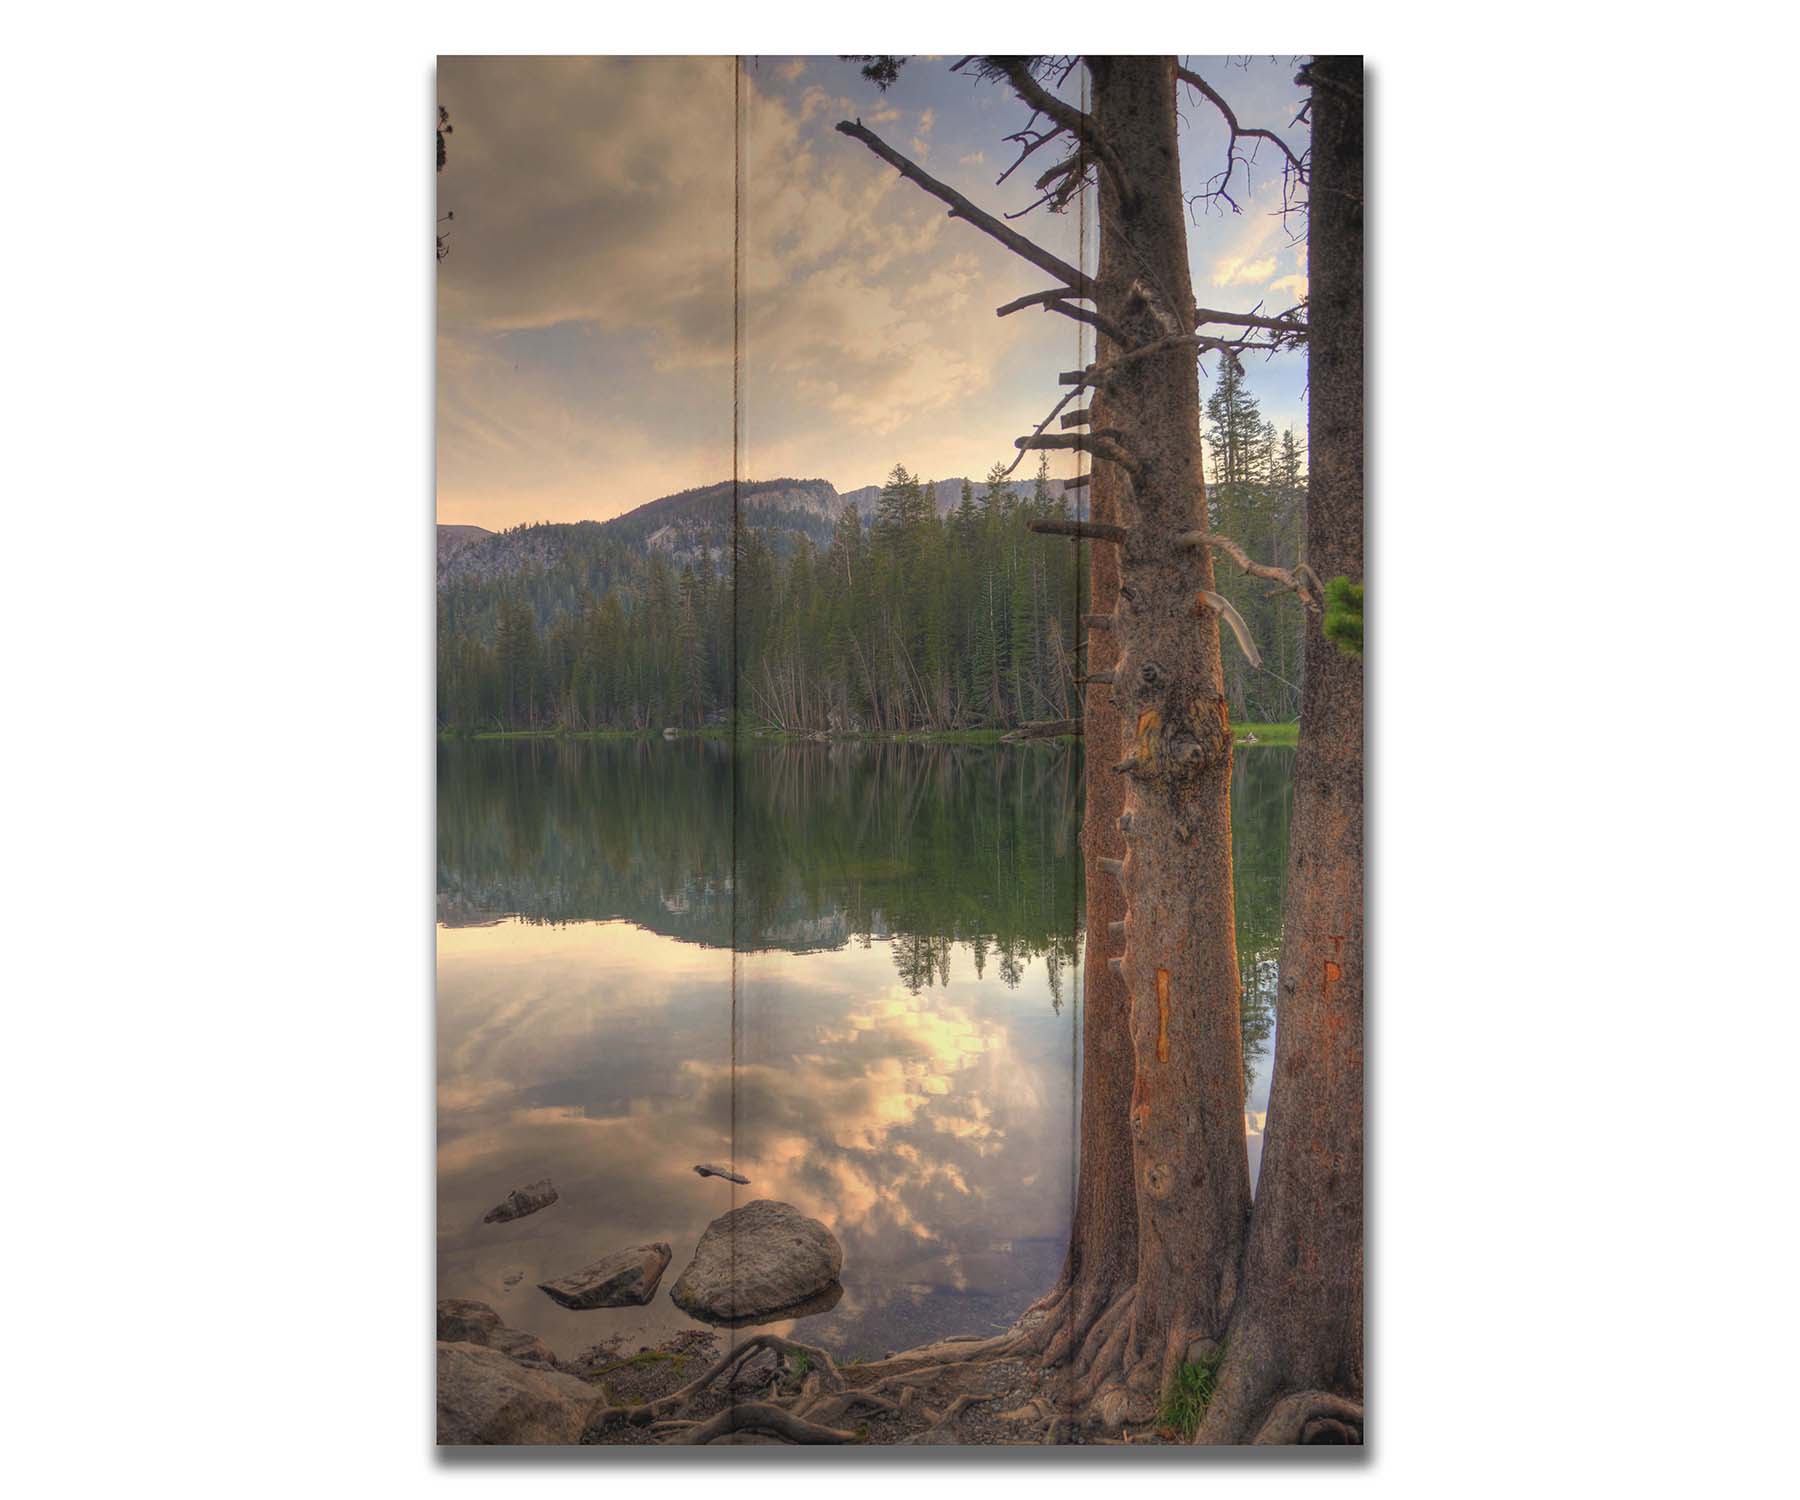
1025;61;1251;1428
1033;221;1139;1402
1197;54;1364;1446
1089;55;1251;1416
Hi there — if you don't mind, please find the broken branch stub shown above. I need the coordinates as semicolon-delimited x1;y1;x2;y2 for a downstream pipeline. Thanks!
1029;518;1127;545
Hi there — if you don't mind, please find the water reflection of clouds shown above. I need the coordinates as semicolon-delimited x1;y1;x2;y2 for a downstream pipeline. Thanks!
436;743;1292;1360
731;942;1077;1353
439;913;1274;1358
717;943;1071;1258
436;918;1074;1360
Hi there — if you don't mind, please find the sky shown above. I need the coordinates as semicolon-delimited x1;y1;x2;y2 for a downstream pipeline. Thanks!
436;56;1311;531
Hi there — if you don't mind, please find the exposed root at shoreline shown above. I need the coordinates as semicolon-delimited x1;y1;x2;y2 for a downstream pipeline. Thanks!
575;1278;1354;1446
1248;1390;1364;1446
582;1282;1156;1444
663;1401;861;1445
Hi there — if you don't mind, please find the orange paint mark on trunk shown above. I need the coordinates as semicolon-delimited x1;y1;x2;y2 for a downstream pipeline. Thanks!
1132;708;1162;769
1155;968;1170;1062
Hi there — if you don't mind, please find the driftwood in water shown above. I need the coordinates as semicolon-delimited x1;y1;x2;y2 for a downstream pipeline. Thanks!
1000;718;1081;742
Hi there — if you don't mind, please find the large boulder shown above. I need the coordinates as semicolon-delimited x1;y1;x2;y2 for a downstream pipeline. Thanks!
436;1298;558;1366
537;1242;671;1310
669;1200;842;1325
482;1178;558;1224
436;1342;600;1445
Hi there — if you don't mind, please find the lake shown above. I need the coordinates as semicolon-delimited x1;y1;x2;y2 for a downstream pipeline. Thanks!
437;737;1292;1364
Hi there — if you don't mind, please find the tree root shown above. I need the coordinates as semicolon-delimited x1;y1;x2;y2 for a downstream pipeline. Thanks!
582;1286;1232;1445
583;1332;848;1434
903;1392;995;1445
1020;1284;1162;1433
798;1389;905;1426
669;1401;860;1446
1250;1391;1364;1446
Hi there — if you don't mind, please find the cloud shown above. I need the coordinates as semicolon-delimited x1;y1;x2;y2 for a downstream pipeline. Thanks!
1211;253;1278;287
437;57;736;339
1269;273;1308;299
908;108;938;160
780;58;806;82
436;57;1074;523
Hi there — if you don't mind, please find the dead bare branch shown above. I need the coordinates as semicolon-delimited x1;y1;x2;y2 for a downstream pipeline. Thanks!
1194;588;1263;667
1001;718;1082;742
994;116;1062;187
1177;64;1309;187
998;383;1087;478
991;58;1136;212
1178;528;1320;611
834;119;1090;295
996;288;1083;318
1194;304;1309;336
1028;518;1128;544
1039;298;1133;349
1018;431;1138;474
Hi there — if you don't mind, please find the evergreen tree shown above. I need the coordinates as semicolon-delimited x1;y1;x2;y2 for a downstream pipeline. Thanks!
435;466;1095;735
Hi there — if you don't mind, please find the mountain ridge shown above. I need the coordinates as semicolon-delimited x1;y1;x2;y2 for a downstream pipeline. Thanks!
438;473;1075;586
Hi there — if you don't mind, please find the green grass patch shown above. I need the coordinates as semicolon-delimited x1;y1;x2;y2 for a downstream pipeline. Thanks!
1234;721;1298;744
453;726;1027;745
752;727;1016;745
1158;1347;1226;1440
461;728;659;741
590;1349;675;1378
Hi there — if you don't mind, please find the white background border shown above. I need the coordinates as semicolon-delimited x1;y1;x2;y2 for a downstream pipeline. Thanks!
5;3;1794;1493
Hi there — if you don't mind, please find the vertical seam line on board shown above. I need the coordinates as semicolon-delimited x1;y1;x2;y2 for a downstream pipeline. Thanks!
729;53;744;1390
1059;59;1092;1445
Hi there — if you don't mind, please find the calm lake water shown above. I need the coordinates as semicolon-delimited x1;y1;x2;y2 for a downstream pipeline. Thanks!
437;738;1292;1363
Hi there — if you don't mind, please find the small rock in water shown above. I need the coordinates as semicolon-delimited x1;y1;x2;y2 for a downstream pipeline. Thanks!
501;1269;526;1289
693;1162;750;1184
482;1177;558;1224
538;1242;672;1309
669;1199;843;1325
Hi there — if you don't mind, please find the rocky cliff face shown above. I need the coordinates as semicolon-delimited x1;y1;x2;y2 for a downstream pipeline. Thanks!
437;520;607;586
437;523;494;566
436;474;1076;587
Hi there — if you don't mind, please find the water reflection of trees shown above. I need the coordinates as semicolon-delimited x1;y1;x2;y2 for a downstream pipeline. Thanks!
437;738;1084;993
436;737;1292;1064
1232;746;1294;1092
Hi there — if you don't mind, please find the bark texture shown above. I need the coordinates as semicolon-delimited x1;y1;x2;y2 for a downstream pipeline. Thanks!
1087;55;1250;1418
1197;54;1365;1446
1030;187;1139;1410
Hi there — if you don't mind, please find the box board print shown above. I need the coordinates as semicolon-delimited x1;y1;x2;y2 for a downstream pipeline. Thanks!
435;53;1363;1449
